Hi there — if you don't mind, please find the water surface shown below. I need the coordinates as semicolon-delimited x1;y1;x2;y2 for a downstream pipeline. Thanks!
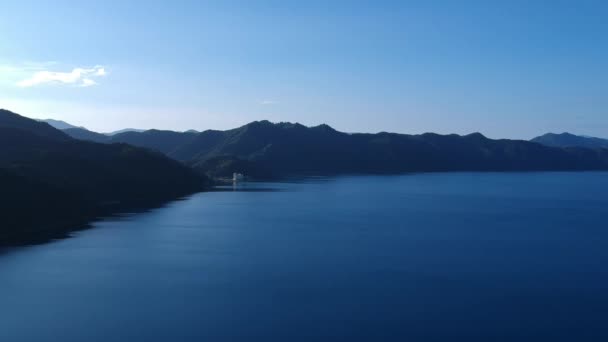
1;173;608;341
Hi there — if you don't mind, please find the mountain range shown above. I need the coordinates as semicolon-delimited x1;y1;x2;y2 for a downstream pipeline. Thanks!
56;120;608;178
40;119;144;136
6;110;608;245
1;109;207;245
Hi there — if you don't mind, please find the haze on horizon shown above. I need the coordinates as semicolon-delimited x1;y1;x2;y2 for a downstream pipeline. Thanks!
1;1;607;139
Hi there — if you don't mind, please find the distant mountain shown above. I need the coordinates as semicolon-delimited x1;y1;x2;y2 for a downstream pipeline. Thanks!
61;127;201;153
39;118;83;130
61;127;202;144
63;127;111;143
531;132;608;149
183;121;608;177
61;119;608;178
39;118;145;137
111;129;199;155
0;109;207;245
105;128;145;136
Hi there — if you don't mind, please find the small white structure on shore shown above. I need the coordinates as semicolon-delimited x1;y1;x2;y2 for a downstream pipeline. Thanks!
233;172;244;182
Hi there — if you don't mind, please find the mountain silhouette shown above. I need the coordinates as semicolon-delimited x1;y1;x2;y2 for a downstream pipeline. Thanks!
39;118;84;130
61;119;608;178
0;109;207;245
531;132;608;149
62;127;110;143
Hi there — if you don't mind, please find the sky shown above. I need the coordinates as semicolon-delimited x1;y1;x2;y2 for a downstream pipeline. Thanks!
1;0;607;139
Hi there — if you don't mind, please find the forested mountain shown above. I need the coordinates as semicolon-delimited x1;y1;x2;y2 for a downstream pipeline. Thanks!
10;112;608;241
0;109;207;245
62;120;608;178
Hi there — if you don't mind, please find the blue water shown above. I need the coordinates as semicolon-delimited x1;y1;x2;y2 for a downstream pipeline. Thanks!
1;173;608;341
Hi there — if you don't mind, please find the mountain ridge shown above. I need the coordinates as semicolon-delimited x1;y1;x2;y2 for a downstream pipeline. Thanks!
55;119;608;178
531;132;608;149
39;118;84;130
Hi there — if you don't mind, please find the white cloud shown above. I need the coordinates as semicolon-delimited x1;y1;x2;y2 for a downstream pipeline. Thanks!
259;100;278;105
80;79;97;87
17;65;107;88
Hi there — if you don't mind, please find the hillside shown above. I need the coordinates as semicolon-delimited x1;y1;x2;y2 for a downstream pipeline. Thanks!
184;122;608;176
62;127;111;143
0;109;207;245
39;118;83;130
62;120;608;178
531;132;608;149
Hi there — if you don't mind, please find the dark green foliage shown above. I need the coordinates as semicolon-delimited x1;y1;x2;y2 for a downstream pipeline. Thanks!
191;156;274;179
111;129;199;155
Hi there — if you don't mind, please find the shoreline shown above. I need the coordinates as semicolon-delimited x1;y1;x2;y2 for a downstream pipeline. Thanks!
0;190;204;248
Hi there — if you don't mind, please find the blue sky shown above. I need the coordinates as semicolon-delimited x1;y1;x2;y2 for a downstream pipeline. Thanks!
1;1;607;138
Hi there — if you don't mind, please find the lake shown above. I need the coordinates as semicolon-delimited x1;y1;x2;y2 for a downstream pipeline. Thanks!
1;172;608;341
